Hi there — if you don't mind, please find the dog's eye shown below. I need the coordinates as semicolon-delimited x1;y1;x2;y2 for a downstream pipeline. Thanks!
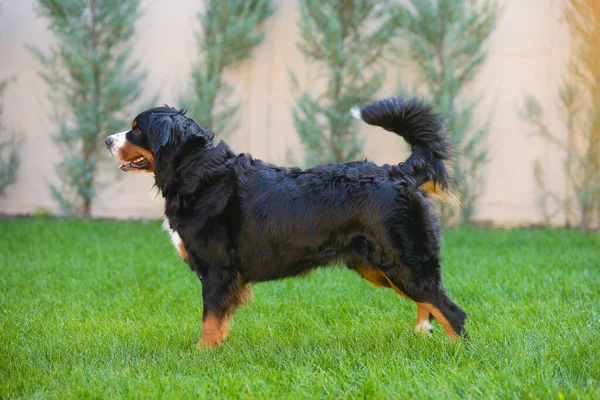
131;120;140;134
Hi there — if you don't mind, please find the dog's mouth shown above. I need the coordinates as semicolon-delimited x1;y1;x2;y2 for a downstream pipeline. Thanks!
119;155;150;172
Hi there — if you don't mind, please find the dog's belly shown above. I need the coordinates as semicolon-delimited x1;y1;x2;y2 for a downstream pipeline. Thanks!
240;249;343;282
238;227;391;282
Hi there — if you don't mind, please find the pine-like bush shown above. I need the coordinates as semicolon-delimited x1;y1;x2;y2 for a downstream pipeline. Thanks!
29;0;149;219
182;0;272;138
291;0;395;166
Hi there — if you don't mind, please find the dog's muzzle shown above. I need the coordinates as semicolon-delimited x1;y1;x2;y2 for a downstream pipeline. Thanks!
105;131;127;157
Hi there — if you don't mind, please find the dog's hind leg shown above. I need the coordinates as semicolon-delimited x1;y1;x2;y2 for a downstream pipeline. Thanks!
353;266;434;335
381;263;468;340
353;265;393;289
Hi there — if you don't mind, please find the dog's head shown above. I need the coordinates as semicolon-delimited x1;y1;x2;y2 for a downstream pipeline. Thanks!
105;106;213;173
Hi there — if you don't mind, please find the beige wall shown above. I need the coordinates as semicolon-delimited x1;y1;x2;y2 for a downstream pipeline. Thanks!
0;0;571;225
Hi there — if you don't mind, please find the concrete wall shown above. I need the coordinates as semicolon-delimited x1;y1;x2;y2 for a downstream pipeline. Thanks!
0;0;570;225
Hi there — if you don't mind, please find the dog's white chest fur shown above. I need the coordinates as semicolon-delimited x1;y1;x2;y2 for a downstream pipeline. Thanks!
162;217;188;261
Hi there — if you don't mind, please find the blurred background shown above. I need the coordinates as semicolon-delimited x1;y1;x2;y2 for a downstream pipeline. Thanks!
0;0;598;230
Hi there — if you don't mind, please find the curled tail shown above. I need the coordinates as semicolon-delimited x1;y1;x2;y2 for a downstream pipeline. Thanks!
351;97;458;205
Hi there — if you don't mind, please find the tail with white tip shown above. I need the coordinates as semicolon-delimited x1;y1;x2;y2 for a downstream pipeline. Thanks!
352;97;458;205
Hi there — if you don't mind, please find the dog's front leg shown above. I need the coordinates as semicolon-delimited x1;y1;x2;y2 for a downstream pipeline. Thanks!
196;267;247;348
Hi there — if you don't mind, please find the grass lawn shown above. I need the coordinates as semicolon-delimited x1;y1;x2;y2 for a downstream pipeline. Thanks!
0;219;599;398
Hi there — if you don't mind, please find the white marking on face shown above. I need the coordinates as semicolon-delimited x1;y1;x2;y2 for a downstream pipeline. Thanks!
106;130;128;158
414;319;433;335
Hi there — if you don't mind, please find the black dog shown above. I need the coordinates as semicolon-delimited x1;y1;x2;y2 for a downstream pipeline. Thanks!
105;97;467;347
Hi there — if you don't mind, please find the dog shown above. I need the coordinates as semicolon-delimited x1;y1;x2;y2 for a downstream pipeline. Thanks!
105;97;468;347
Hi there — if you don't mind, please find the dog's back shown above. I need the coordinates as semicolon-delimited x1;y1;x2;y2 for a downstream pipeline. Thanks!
227;97;467;339
234;98;455;278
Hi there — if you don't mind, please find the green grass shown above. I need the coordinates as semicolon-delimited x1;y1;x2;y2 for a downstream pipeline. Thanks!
0;219;599;399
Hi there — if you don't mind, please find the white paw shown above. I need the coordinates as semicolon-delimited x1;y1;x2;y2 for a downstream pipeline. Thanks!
414;319;433;335
350;106;362;120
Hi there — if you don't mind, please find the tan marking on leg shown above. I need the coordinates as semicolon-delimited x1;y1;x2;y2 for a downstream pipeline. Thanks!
354;266;391;288
421;303;457;340
374;270;411;300
177;241;188;261
238;283;254;307
356;266;433;334
197;274;252;348
356;267;459;339
355;265;412;299
197;314;229;347
385;280;411;300
355;266;413;304
414;303;433;334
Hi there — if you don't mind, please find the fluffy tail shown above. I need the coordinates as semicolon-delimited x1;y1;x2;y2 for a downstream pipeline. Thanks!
351;97;458;205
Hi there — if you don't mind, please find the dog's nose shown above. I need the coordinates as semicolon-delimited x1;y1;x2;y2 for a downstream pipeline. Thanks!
105;136;114;147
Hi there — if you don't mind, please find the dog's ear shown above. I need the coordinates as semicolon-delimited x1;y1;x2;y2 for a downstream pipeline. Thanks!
150;110;214;154
150;115;177;153
168;112;214;149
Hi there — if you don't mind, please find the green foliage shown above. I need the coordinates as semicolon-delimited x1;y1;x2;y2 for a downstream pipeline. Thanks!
182;0;272;138
0;78;21;195
395;0;500;224
1;220;599;397
29;0;148;219
522;0;600;232
31;207;55;219
292;0;395;166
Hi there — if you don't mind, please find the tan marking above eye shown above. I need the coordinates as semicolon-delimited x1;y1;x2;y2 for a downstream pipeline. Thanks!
132;120;137;128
